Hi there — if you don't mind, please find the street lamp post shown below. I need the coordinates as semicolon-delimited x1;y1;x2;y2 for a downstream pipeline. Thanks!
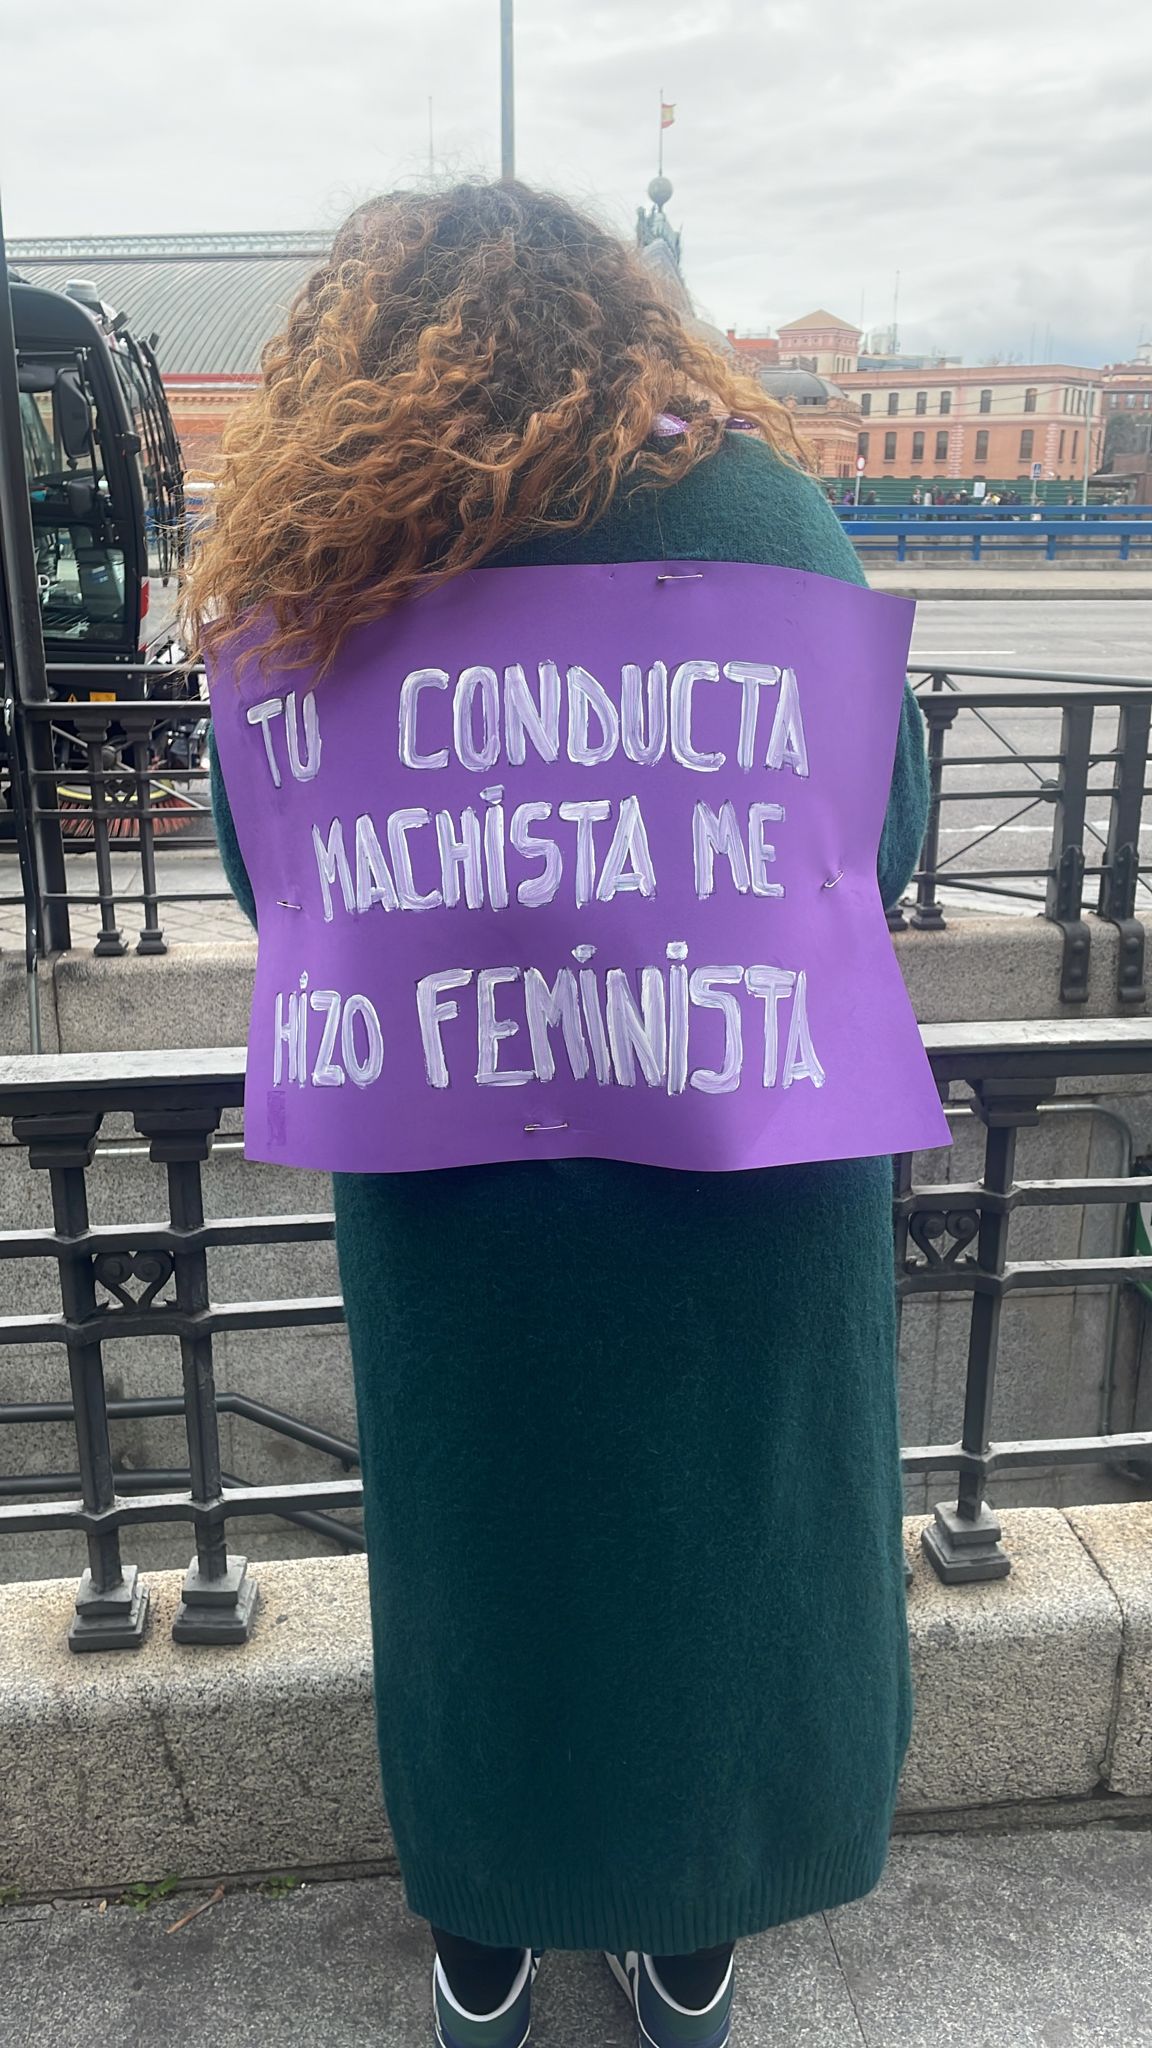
500;0;515;181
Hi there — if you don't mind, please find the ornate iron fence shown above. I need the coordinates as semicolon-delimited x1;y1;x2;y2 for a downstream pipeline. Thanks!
1;1022;1151;1646
0;663;219;973
897;664;1152;1005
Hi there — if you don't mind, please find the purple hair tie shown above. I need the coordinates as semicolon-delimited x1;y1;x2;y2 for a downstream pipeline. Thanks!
654;412;760;438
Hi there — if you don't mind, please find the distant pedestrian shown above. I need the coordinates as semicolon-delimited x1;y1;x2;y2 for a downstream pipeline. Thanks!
911;485;922;506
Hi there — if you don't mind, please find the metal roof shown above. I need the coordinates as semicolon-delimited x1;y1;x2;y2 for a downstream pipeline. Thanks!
8;244;321;375
7;228;739;380
759;367;848;404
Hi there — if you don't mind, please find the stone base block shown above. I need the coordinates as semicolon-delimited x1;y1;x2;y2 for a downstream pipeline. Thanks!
900;1507;1121;1811
1064;1503;1152;1795
0;1555;390;1894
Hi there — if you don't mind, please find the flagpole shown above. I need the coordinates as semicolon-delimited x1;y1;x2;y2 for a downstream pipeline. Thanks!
500;0;515;180
658;84;664;177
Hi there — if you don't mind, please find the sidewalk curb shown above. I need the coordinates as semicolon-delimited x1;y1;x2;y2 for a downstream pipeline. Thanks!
868;584;1152;601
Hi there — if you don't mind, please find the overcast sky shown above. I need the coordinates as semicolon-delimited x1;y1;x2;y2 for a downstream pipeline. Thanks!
3;0;1150;366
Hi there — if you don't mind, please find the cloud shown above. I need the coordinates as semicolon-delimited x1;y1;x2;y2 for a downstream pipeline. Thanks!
2;0;1149;363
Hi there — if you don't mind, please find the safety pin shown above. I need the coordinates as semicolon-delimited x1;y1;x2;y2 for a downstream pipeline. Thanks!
656;572;704;583
524;1121;570;1134
822;871;844;890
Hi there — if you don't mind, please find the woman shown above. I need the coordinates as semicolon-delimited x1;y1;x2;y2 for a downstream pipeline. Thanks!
192;181;928;2048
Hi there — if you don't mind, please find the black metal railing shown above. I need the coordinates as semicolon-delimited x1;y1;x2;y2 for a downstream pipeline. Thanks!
899;664;1152;1005
1;657;1151;995
0;1049;355;1649
0;663;219;970
1;1023;1152;1644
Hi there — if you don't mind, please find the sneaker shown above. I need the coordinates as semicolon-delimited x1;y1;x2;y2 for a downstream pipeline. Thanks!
432;1948;539;2048
606;1950;735;2048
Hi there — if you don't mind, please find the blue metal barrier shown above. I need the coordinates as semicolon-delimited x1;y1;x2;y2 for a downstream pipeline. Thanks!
837;503;1152;521
836;515;1152;562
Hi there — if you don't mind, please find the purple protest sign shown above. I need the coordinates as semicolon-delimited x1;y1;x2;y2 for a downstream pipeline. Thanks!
209;561;950;1174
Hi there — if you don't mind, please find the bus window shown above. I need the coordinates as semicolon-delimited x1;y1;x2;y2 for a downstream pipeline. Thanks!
19;366;126;644
112;342;184;585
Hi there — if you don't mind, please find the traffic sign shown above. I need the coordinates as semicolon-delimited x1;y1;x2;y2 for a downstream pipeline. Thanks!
856;456;867;472
1031;462;1042;478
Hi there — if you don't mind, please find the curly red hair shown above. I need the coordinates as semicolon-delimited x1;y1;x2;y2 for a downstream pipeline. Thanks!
185;181;803;674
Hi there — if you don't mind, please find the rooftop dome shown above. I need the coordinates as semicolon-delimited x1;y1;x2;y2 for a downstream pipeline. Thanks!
758;367;847;405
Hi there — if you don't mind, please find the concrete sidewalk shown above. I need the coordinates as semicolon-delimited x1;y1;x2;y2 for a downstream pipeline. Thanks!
866;565;1152;600
4;1826;1151;2048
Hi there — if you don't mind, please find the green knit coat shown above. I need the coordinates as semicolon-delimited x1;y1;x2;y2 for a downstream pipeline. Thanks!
212;432;929;1954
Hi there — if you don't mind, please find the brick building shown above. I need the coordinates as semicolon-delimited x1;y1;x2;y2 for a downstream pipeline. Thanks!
724;330;780;371
757;368;861;479
775;310;862;378
836;364;1103;487
1099;346;1152;495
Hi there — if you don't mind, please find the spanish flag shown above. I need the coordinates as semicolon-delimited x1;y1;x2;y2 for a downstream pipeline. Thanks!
661;101;676;129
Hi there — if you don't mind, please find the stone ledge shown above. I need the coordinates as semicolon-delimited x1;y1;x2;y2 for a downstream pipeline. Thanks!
19;914;1152;1066
1064;1503;1152;1795
50;942;257;1053
3;1507;1151;1896
901;1508;1120;1811
0;1556;390;1895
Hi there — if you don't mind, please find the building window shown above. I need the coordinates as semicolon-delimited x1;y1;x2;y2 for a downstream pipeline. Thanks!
939;391;952;414
915;390;927;415
887;391;899;415
1058;429;1065;460
975;430;989;462
883;431;897;461
935;430;949;461
1019;429;1034;460
860;392;872;416
979;388;992;414
912;431;925;462
857;431;869;459
1024;387;1038;413
1072;431;1079;462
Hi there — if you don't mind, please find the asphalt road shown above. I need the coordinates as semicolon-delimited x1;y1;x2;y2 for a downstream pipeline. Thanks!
909;599;1152;677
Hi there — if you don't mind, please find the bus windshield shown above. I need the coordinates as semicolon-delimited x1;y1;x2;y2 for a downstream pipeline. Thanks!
18;364;126;645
